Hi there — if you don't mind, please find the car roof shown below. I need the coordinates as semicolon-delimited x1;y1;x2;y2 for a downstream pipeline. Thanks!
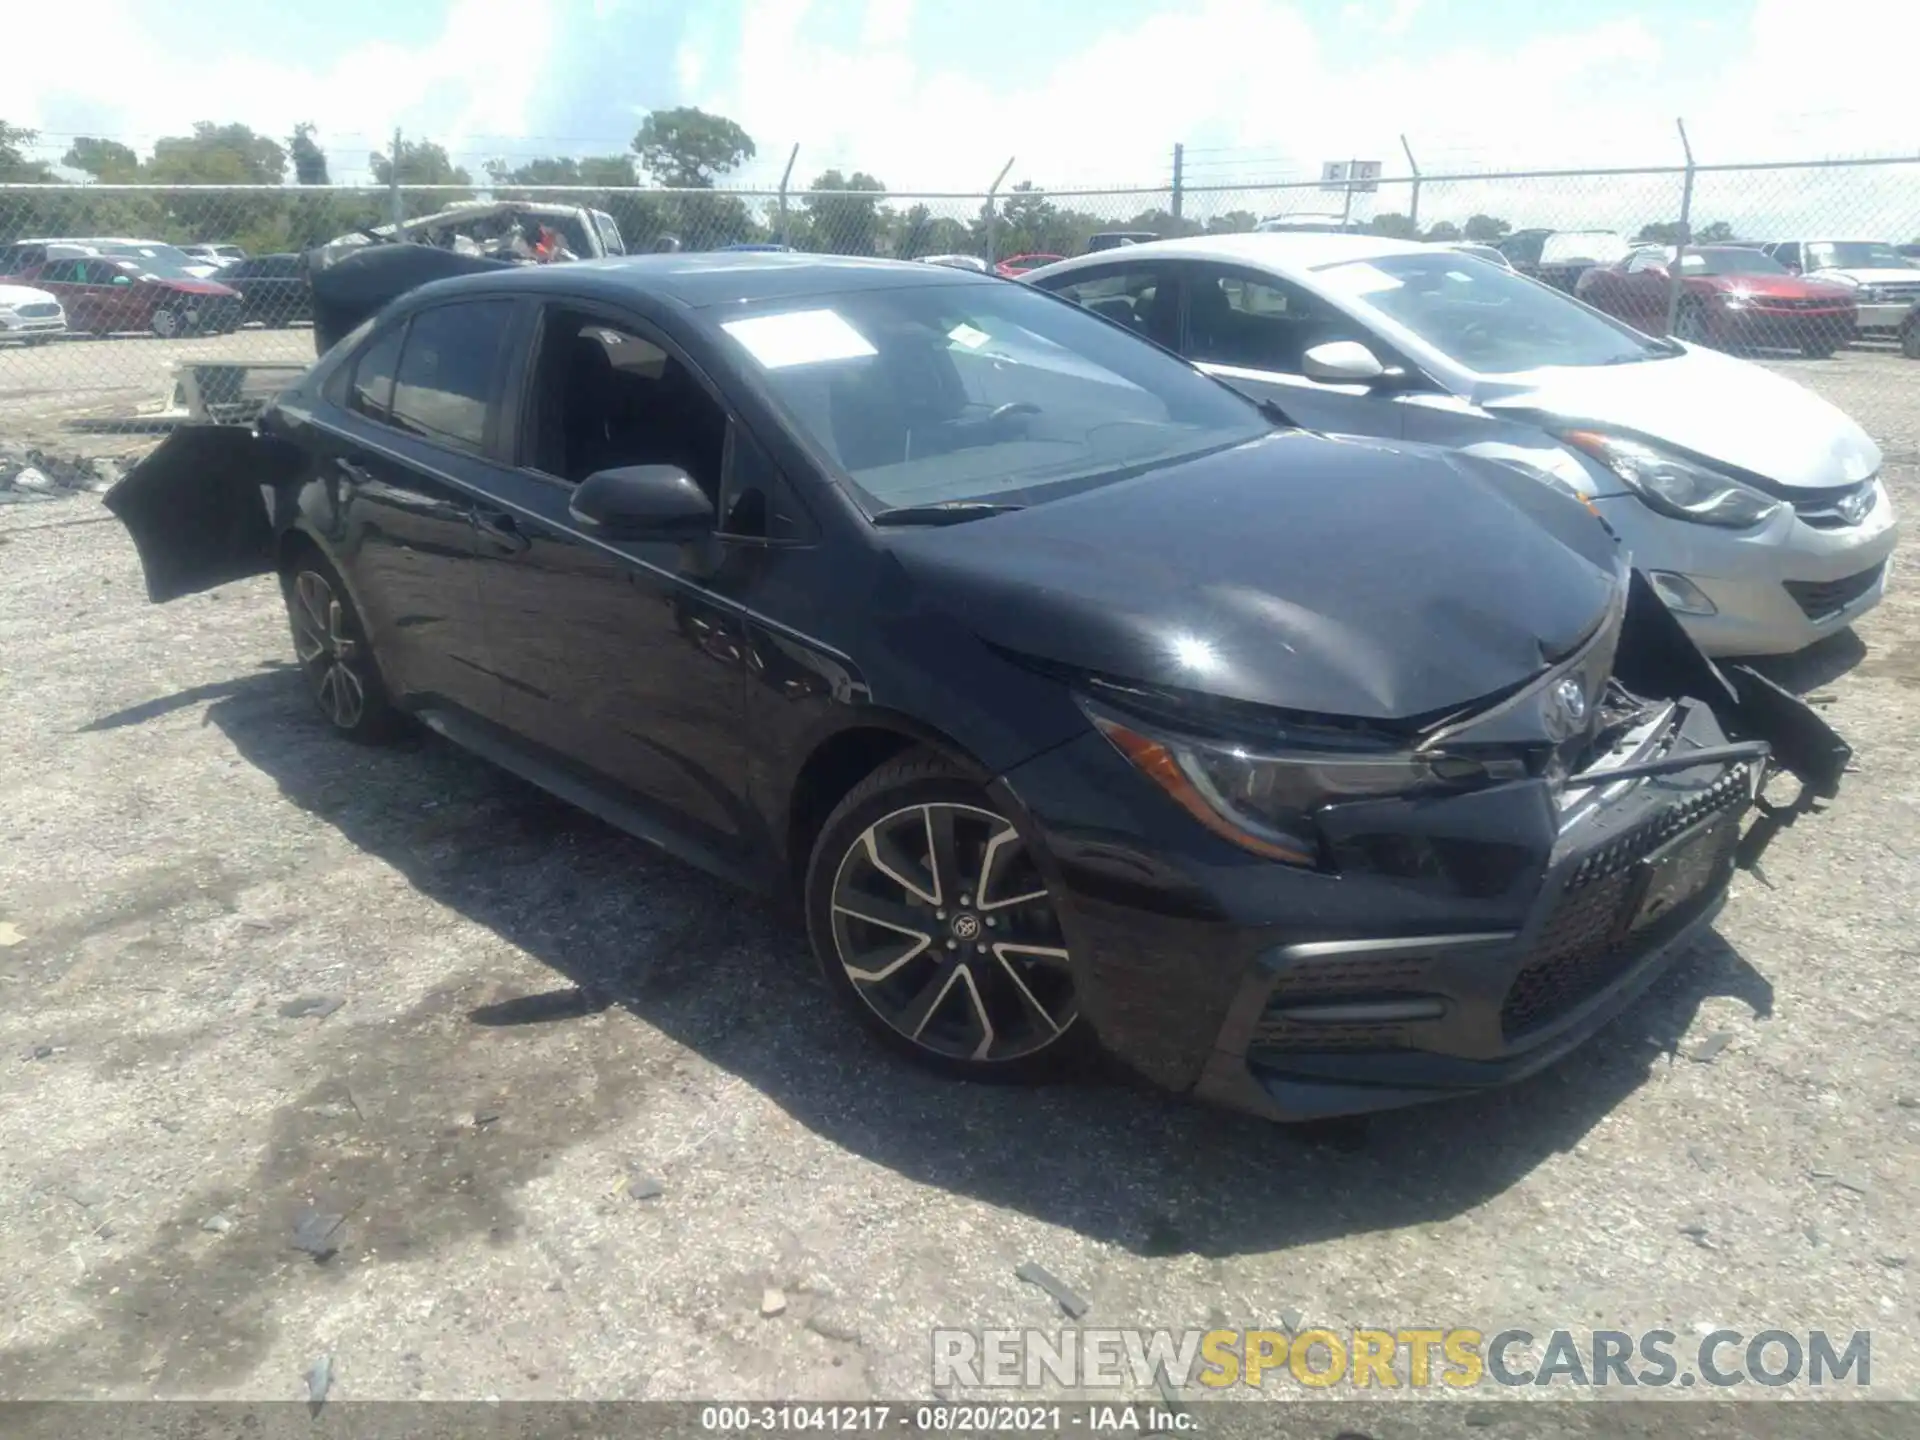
410;251;993;310
1032;231;1428;275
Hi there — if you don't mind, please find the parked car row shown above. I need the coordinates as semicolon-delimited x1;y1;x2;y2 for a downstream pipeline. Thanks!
0;236;312;337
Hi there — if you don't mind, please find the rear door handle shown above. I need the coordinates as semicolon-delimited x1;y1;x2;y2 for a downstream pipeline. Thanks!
472;508;531;553
338;458;373;483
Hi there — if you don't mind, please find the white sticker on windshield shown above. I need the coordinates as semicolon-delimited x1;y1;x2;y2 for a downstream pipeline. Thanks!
722;309;877;368
1330;263;1404;295
947;322;990;349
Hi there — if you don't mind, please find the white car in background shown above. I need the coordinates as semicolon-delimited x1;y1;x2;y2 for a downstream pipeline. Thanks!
178;243;247;267
0;282;66;344
1759;240;1920;340
1026;233;1896;657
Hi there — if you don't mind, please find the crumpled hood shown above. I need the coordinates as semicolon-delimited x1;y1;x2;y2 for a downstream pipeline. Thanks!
1481;345;1882;491
881;431;1621;723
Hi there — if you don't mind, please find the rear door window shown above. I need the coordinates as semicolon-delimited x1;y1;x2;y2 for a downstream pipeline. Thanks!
387;301;514;455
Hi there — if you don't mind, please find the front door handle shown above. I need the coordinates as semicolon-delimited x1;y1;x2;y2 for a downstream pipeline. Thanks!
338;458;373;484
472;508;531;553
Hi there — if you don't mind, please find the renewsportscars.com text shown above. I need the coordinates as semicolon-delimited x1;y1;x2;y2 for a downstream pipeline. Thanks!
932;1326;1873;1391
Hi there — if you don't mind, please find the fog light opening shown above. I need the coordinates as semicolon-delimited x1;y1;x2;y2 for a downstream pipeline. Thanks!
1648;571;1718;616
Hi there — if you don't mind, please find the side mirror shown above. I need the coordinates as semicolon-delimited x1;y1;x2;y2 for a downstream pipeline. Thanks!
1301;339;1388;385
1784;262;1802;275
568;464;713;539
112;275;133;286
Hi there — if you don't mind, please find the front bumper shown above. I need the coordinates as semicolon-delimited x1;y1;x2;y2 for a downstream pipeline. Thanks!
1853;299;1918;332
1707;306;1855;349
1594;483;1898;657
0;311;65;337
1001;700;1759;1122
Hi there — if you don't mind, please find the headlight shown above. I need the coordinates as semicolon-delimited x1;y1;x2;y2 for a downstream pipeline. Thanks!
1080;697;1512;869
1560;431;1782;529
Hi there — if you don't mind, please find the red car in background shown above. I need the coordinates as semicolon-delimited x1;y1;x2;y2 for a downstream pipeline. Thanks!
3;254;242;337
994;252;1065;278
1576;245;1856;358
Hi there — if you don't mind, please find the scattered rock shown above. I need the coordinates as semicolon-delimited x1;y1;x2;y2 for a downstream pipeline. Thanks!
627;1172;664;1202
201;1214;233;1235
9;467;55;493
278;995;344;1020
305;1355;333;1413
1678;1223;1715;1249
1688;1031;1733;1064
760;1287;788;1318
1280;1308;1304;1334
1014;1262;1089;1319
1805;1225;1827;1248
806;1310;861;1344
0;922;24;948
30;1045;53;1061
1897;1097;1919;1111
1877;1255;1908;1269
291;1208;344;1261
64;1181;109;1210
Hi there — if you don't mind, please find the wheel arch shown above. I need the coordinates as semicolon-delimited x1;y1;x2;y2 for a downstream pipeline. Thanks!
782;710;996;888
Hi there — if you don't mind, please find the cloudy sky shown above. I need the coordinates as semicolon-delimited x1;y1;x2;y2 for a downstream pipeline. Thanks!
8;0;1918;229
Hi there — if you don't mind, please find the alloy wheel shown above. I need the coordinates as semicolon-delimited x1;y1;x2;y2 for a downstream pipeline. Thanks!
828;801;1076;1063
151;308;180;339
290;569;367;730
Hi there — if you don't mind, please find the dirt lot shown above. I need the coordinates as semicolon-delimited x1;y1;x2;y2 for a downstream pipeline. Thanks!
1;349;1918;1412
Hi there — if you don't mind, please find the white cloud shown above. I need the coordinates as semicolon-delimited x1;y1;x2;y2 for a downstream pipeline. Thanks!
8;0;557;186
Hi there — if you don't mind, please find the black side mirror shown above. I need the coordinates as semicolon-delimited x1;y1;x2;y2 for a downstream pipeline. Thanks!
568;465;713;539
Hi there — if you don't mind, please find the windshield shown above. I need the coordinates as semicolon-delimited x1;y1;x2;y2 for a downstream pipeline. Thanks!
1807;241;1915;270
103;246;203;280
1315;251;1667;373
721;281;1269;513
1677;248;1787;276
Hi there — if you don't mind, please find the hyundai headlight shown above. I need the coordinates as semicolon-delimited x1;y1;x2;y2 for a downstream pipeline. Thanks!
1560;431;1782;529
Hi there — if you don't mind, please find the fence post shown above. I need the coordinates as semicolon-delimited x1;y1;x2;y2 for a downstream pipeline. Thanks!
388;127;403;229
1665;118;1695;338
1171;143;1184;224
776;143;799;248
983;156;1015;264
1339;156;1358;230
1401;134;1421;232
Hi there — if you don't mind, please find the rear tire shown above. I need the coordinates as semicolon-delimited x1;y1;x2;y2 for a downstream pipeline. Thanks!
150;308;181;339
1903;320;1920;361
279;550;407;744
804;749;1092;1083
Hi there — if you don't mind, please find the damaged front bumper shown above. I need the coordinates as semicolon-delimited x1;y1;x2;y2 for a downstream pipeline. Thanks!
998;568;1849;1122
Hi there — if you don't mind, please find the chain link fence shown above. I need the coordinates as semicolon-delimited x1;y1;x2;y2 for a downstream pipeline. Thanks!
3;156;1918;444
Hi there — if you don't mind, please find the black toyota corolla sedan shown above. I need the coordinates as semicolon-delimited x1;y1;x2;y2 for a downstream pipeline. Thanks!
106;251;1846;1121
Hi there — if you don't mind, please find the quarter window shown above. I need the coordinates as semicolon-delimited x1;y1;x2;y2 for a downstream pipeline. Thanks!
347;323;405;422
388;301;513;454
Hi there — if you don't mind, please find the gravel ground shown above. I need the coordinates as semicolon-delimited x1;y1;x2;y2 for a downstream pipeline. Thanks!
0;351;1916;1413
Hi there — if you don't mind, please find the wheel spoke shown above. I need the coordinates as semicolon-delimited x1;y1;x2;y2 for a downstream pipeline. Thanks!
897;958;964;1040
925;804;965;905
954;964;996;1061
841;927;932;983
992;941;1071;967
332;662;365;727
863;822;938;906
833;894;931;938
327;600;358;661
992;950;1065;1037
296;573;331;637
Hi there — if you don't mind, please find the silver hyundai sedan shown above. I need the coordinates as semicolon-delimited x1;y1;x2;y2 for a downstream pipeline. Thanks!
1026;234;1896;657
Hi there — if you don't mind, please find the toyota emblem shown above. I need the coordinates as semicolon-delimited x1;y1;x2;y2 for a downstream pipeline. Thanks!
1549;677;1589;737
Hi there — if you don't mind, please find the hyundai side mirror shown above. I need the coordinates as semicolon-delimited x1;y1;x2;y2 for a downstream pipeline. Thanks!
1301;339;1389;385
568;464;714;539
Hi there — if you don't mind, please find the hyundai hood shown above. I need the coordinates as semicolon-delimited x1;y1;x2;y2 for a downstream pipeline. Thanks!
1481;344;1882;492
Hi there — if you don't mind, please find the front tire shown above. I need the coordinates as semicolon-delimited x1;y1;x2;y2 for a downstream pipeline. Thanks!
280;554;406;743
150;308;181;339
804;750;1089;1082
1903;319;1920;361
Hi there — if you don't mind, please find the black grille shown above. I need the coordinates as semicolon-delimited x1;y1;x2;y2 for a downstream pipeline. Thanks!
1784;563;1885;620
1500;770;1749;1040
1249;1018;1412;1053
17;302;59;318
1250;953;1436;1054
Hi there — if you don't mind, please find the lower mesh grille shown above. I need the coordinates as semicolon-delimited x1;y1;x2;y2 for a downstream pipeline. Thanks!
1784;564;1885;620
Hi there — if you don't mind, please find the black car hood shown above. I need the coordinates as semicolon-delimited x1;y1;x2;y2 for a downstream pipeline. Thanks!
883;430;1622;723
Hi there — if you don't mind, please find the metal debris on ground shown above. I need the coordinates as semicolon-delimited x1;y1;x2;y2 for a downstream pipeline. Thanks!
305;1354;333;1412
1678;1223;1715;1249
1688;1031;1734;1064
278;995;344;1020
291;1208;345;1261
1014;1262;1090;1319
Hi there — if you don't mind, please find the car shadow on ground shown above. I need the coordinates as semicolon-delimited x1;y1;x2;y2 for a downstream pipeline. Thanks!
141;669;1773;1265
1743;627;1867;695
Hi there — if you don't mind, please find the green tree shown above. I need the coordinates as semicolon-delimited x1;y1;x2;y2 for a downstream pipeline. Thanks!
632;107;755;188
1424;219;1463;242
1367;211;1421;239
1696;220;1736;242
290;124;330;185
891;203;971;258
62;137;142;182
1;120;57;182
1203;209;1260;235
1635;220;1685;244
1462;213;1511;243
147;122;286;184
801;168;888;254
371;139;472;219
